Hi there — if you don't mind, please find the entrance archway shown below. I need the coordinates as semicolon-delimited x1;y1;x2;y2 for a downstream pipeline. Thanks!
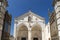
31;24;42;40
17;24;28;40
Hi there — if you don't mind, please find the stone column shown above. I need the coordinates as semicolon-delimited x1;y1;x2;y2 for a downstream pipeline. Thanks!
28;29;31;40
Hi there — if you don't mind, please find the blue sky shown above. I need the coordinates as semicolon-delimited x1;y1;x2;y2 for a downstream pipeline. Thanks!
7;0;54;35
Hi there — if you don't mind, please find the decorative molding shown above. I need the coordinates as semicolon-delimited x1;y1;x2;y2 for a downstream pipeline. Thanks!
56;17;60;20
15;11;45;21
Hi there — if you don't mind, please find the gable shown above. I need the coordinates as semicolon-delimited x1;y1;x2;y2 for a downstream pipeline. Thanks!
15;11;45;22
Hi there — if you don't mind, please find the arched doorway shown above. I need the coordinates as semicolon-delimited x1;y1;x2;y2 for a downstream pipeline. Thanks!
31;24;42;40
17;24;28;40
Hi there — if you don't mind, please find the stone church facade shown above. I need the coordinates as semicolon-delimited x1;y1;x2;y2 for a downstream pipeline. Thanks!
14;11;50;40
14;0;60;40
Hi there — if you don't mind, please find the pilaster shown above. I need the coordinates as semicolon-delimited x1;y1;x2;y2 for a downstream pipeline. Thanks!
28;25;31;40
28;30;31;40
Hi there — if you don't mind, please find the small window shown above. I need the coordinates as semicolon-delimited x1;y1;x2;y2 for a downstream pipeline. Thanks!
28;16;32;22
33;38;38;40
0;2;2;6
21;37;26;40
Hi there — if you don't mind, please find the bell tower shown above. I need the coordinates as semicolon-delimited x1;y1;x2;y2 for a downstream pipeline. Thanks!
0;0;8;40
53;0;60;40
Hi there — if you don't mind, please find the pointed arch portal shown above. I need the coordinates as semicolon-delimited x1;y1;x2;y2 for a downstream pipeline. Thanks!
31;24;42;40
17;24;28;40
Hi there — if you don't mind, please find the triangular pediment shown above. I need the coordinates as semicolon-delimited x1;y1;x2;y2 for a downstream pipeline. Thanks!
15;11;45;21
